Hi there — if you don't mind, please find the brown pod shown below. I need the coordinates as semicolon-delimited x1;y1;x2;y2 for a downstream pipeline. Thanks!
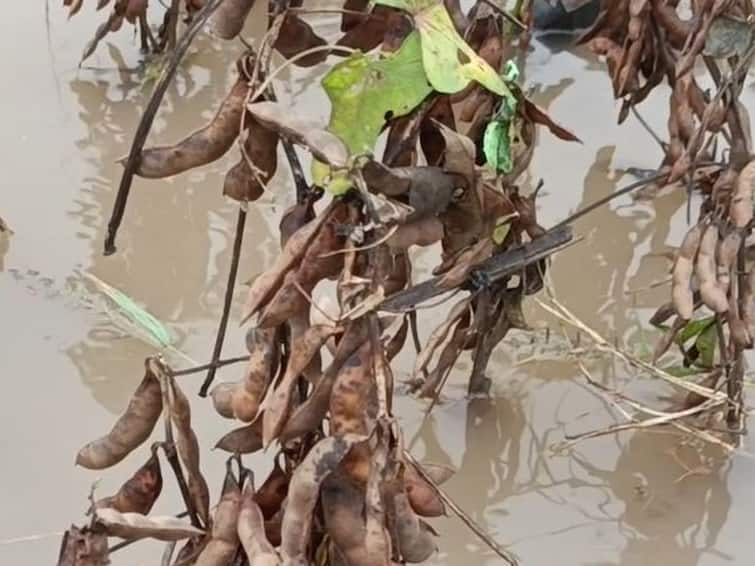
194;470;242;566
280;435;365;564
696;225;729;313
232;327;277;422
124;0;147;23
238;481;281;566
95;447;162;514
329;345;375;437
744;268;755;346
321;474;375;566
223;118;279;203
211;0;256;40
392;485;437;563
135;77;249;178
716;231;741;294
254;460;289;520
210;381;238;419
76;365;162;470
731;161;755;228
57;525;109;566
403;464;445;518
671;225;702;319
273;13;329;67
261;324;340;446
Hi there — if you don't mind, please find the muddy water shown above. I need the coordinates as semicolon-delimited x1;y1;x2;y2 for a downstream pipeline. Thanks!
1;4;754;565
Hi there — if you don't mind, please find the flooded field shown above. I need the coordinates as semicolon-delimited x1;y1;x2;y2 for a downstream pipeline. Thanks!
1;3;754;565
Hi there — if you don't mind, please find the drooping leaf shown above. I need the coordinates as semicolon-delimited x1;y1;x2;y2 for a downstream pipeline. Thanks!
248;102;349;168
675;316;715;346
373;0;512;98
695;322;718;369
83;272;174;349
323;31;432;157
704;15;753;59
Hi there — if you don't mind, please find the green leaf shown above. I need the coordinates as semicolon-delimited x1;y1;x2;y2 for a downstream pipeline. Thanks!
373;0;512;98
675;316;715;346
323;31;432;157
695;322;718;369
83;272;174;349
705;15;753;59
483;120;513;174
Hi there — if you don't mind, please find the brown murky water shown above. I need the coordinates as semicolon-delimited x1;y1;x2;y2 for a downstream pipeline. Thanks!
2;4;754;565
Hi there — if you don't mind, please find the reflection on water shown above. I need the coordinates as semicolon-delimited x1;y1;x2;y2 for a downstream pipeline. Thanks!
0;4;753;565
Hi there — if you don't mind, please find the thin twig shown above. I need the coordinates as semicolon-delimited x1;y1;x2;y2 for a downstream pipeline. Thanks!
104;0;226;255
199;207;247;397
404;451;520;566
169;355;250;377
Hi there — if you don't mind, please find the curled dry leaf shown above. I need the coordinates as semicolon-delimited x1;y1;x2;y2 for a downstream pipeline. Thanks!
671;224;701;320
76;364;162;470
232;327;278;422
134;76;249;179
57;525;109;566
238;481;281;566
280;434;366;564
95;446;162;514
211;0;256;40
262;324;342;446
413;297;469;379
241;202;336;324
94;508;203;541
696;225;728;314
215;419;263;454
194;469;242;566
248;102;349;168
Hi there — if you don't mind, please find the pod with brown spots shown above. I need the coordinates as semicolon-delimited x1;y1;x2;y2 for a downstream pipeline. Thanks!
94;445;162;514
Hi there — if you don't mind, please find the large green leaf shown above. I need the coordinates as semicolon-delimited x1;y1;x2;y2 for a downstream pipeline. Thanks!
675;315;715;346
695;323;718;369
483;62;520;174
373;0;512;98
323;31;432;157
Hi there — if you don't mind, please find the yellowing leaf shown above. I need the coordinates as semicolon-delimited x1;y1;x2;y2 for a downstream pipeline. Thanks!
373;0;512;98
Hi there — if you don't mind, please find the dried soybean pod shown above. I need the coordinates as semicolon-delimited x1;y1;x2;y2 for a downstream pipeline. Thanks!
232;327;278;423
254;459;289;520
716;231;741;294
76;365;162;470
238;481;281;566
210;382;238;419
135;77;249;179
273;13;329;67
194;469;242;566
321;474;375;566
279;321;369;444
280;435;365;564
731;161;755;228
211;0;256;39
94;508;204;541
727;293;752;349
224;118;279;203
329;345;375;437
159;363;211;526
392;485;436;563
671;224;702;320
403;464;445;517
95;445;162;514
262;324;341;446
697;225;729;314
744;267;755;342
